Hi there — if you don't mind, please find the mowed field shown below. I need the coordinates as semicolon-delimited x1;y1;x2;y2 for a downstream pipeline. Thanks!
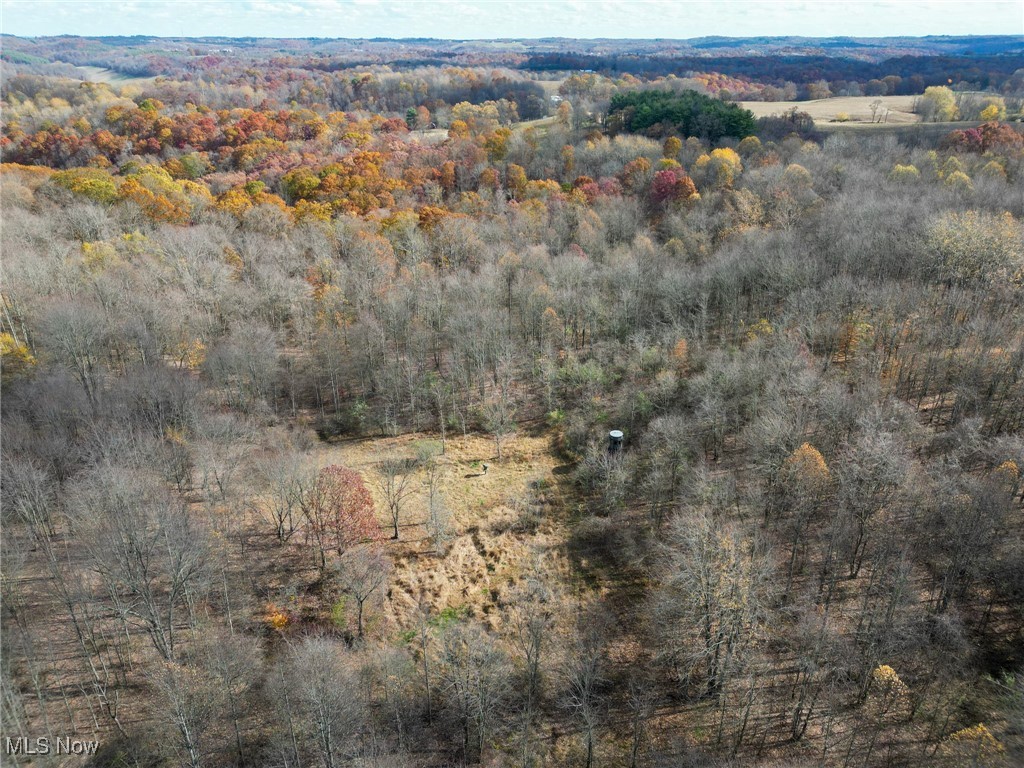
74;64;156;85
740;94;920;125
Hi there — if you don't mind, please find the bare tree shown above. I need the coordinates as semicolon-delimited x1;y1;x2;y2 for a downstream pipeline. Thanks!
2;458;58;539
482;342;519;460
368;644;419;752
506;568;555;767
481;394;517;460
192;412;257;505
150;660;221;768
420;442;455;552
202;323;281;411
438;622;510;764
335;544;392;639
869;99;883;123
74;467;210;661
285;636;366;768
38;300;109;406
199;633;262;766
4;492;131;738
627;673;655;768
834;426;909;579
654;507;771;699
428;374;452;453
376;453;419;540
562;609;610;768
407;601;436;727
258;448;314;542
923;473;1011;616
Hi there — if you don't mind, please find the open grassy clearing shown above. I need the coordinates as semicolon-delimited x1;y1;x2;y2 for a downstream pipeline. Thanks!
71;65;157;86
403;114;560;145
534;78;564;97
402;128;450;144
318;431;578;632
740;94;920;124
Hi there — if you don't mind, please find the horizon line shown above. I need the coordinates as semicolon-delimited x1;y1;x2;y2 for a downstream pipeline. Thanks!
3;33;1022;41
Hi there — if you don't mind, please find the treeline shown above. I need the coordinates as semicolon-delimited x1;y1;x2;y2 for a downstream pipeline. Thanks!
525;52;1024;95
5;34;1024;110
322;69;548;119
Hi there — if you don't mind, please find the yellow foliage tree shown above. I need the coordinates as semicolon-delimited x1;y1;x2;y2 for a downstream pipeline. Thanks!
920;86;959;122
506;164;528;198
979;160;1007;181
782;442;830;486
556;101;572;127
737;135;762;156
994;460;1019;482
1;332;36;383
782;163;813;191
867;665;911;717
695;148;742;191
447;119;470;139
80;240;120;272
977;96;1006;121
264;603;291;631
293;199;334;224
944;170;973;191
889;164;921;183
744;317;774;342
939;723;1006;768
175;339;207;370
51;168;119;204
711;147;742;174
980;104;1002;121
940;156;964;178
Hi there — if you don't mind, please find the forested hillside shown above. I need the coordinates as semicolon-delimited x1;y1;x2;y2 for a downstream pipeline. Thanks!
2;41;1024;768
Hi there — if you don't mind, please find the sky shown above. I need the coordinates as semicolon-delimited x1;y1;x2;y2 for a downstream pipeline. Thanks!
0;0;1021;40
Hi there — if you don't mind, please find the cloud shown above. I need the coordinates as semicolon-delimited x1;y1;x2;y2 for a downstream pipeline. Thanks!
0;0;1019;38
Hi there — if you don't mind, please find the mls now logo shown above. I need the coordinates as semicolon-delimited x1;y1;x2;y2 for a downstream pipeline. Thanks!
4;736;100;756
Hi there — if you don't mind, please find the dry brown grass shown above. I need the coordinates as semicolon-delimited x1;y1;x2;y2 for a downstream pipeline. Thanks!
740;95;920;125
72;65;156;86
2;428;588;753
320;431;578;631
401;128;449;145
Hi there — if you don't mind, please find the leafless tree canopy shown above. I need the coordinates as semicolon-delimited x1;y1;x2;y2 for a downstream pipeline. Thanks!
3;32;1024;768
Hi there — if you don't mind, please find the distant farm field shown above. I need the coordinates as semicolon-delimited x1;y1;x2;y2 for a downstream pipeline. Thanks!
73;65;156;85
740;95;919;125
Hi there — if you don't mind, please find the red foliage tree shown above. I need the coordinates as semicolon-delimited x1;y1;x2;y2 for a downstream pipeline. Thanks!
651;168;698;207
301;465;382;571
940;121;1024;154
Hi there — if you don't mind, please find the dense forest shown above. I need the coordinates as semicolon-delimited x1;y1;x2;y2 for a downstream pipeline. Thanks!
523;52;1024;95
2;33;1024;768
